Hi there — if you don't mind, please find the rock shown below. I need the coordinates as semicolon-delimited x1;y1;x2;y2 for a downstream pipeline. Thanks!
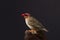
24;30;47;40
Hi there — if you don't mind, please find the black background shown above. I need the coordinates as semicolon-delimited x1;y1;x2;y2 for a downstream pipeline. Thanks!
0;0;60;40
16;0;60;40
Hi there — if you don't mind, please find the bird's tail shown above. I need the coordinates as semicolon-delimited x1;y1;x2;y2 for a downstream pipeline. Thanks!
42;28;48;32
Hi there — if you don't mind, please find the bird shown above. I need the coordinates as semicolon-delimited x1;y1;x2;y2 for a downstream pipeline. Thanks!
21;13;48;34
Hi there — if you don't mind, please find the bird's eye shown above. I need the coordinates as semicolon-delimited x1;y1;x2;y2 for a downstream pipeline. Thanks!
25;15;28;16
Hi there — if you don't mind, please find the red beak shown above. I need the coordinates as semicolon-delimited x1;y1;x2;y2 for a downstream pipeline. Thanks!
21;13;25;16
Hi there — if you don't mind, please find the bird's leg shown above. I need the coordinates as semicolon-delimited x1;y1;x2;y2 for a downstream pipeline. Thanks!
29;29;37;34
25;30;37;34
25;30;32;33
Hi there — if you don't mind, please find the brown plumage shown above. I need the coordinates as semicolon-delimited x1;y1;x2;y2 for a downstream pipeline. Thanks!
21;13;48;34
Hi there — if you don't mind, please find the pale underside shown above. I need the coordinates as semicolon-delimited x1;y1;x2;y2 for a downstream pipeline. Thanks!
25;17;44;31
25;16;48;33
25;19;33;29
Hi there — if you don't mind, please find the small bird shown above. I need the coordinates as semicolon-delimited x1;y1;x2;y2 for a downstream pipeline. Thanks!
21;13;48;34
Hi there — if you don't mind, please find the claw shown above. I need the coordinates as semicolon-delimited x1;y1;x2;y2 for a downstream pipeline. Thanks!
30;30;37;34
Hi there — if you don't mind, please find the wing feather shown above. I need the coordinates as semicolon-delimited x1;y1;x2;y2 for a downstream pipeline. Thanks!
28;17;44;29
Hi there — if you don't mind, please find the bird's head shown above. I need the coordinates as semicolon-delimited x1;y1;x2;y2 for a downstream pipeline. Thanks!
21;13;30;18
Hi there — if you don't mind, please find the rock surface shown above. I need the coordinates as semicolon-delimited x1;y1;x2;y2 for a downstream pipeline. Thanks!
24;30;47;40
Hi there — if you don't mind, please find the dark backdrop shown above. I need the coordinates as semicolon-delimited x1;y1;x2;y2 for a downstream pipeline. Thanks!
1;0;60;40
16;0;60;40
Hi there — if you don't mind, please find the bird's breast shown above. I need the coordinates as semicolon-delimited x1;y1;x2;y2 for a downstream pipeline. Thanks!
25;19;33;29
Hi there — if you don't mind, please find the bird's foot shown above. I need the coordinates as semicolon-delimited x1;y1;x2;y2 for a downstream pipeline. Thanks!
25;30;37;34
29;30;37;34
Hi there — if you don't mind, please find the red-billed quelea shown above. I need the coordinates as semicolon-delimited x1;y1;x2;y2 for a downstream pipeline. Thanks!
21;13;48;34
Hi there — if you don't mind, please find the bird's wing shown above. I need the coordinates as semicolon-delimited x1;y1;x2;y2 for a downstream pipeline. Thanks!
28;17;44;28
